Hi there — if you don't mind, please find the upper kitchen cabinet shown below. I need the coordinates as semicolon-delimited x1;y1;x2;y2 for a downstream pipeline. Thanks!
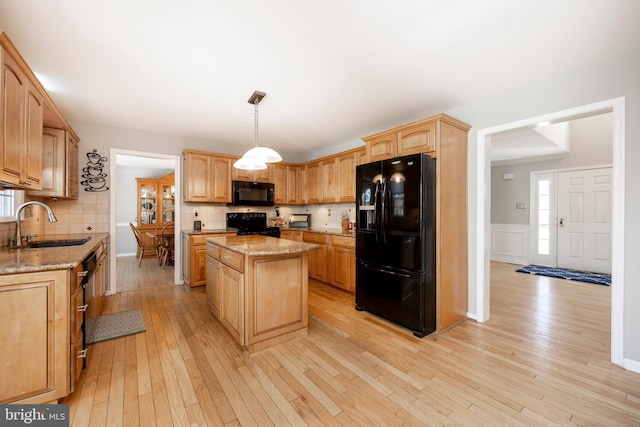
27;127;79;199
232;161;273;183
0;51;43;190
337;150;357;202
272;163;287;205
363;118;437;162
305;161;322;204
183;149;231;203
0;33;80;190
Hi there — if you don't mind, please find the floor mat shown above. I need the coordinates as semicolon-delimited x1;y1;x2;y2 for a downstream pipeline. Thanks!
87;308;146;345
515;264;611;286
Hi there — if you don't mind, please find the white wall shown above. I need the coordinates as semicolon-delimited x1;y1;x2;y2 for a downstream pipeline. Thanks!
69;47;640;365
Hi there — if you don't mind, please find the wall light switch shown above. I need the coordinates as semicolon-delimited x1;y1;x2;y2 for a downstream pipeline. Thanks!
503;173;514;180
516;202;527;209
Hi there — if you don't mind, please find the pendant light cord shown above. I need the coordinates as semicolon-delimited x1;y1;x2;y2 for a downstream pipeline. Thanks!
254;102;259;148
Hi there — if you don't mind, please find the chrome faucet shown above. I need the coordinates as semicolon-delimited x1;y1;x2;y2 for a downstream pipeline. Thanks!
14;201;58;248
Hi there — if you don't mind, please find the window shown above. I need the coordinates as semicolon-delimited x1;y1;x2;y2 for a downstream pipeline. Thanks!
0;190;24;222
537;179;550;255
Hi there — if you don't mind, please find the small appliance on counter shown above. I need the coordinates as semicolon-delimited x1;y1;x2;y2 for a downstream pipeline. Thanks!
289;213;311;228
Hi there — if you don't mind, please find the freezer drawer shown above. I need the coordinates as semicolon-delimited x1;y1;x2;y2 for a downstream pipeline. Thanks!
355;260;435;337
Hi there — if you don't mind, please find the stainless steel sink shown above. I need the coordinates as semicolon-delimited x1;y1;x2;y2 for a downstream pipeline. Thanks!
29;237;92;248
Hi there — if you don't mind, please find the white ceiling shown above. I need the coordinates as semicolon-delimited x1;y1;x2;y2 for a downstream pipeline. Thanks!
1;1;639;160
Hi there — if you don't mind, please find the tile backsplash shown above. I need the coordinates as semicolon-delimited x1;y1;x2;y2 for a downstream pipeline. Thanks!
181;203;356;231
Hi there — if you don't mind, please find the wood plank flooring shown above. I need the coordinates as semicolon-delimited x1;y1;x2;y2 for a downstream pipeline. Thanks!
62;259;640;426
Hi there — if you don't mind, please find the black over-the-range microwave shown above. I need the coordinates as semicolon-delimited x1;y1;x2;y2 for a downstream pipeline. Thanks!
229;180;275;206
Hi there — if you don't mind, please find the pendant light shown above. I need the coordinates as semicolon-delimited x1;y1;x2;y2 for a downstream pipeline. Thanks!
233;91;282;170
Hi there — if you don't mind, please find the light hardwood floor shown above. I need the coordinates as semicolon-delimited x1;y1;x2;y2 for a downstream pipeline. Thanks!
62;258;640;426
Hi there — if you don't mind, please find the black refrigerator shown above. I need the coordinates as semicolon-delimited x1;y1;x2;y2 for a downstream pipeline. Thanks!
355;153;436;337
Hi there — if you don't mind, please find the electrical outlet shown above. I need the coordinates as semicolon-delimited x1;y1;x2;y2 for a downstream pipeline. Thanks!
516;202;527;209
328;208;331;216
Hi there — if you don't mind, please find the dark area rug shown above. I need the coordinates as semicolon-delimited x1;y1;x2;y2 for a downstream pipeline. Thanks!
516;264;611;286
87;308;146;345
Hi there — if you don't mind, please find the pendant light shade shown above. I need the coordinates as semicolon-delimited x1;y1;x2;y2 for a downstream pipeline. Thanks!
234;91;282;170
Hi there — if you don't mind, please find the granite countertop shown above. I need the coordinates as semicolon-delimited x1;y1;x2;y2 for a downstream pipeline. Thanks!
206;235;320;256
281;227;355;237
182;228;235;235
0;233;109;275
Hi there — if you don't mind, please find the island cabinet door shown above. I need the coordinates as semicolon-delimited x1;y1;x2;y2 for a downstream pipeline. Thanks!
219;265;244;345
246;254;309;349
206;255;222;318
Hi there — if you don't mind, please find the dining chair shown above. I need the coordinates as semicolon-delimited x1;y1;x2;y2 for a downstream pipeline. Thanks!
129;223;146;267
159;223;175;267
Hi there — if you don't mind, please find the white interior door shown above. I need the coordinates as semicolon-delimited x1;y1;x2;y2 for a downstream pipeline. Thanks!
557;167;612;273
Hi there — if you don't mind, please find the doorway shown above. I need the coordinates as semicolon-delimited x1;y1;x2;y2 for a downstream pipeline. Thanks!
476;97;625;365
530;167;612;273
108;149;182;294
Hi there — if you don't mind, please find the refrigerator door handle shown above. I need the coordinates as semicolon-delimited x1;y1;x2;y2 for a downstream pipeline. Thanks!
373;181;381;243
380;180;388;244
361;262;412;279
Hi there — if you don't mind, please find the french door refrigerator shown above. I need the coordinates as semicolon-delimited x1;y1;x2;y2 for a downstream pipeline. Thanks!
355;153;436;337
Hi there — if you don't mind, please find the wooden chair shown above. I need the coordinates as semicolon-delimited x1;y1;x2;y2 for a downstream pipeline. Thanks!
129;223;146;267
159;223;175;267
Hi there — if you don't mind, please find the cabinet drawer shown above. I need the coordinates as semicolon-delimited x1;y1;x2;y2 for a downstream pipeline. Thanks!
206;243;221;260
332;235;355;248
191;234;211;246
219;248;243;272
303;232;327;244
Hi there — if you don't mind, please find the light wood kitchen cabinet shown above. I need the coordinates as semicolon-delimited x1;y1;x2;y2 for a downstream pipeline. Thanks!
94;237;109;319
206;242;245;343
232;161;273;183
305;161;322;204
0;270;69;403
27;127;79;199
338;151;356;202
205;247;222;318
0;50;43;190
273;163;287;204
183;232;235;288
219;256;244;343
296;165;307;204
183;149;231;203
321;157;338;203
69;264;85;393
280;230;303;241
364;121;435;162
303;232;328;282
329;235;355;292
286;165;298;204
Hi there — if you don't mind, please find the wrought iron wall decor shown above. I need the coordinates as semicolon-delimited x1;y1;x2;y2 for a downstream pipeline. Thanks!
81;149;109;192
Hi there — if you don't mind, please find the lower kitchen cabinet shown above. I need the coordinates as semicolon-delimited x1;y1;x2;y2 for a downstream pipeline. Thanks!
0;270;69;403
183;232;235;288
206;243;245;344
301;232;355;293
302;232;328;282
329;235;356;292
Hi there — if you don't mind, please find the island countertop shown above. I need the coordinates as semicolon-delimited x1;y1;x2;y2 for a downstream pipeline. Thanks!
205;235;319;256
0;233;109;275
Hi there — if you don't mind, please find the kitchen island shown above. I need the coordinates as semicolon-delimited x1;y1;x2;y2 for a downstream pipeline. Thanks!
205;235;319;353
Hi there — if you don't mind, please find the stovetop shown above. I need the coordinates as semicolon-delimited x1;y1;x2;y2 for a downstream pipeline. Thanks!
226;212;281;237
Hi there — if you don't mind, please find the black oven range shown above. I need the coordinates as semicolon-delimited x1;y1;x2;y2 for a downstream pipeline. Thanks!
226;212;281;238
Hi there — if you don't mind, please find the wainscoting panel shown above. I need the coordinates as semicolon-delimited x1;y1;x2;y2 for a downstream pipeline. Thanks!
490;224;530;265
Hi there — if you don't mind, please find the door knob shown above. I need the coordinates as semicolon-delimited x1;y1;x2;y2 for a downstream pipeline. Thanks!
559;218;565;227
